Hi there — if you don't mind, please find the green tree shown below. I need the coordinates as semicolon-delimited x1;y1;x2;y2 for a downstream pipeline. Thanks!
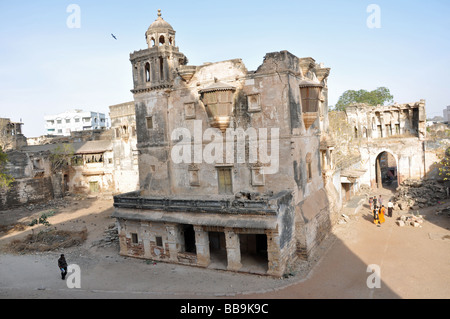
0;146;14;189
49;144;75;173
334;87;394;111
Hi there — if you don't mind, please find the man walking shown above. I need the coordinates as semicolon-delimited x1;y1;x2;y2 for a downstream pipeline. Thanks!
58;254;68;280
387;200;394;217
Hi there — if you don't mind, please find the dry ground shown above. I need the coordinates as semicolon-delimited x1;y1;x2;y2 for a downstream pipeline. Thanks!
0;189;449;299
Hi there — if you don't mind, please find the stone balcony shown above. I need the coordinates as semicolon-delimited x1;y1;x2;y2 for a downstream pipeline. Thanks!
113;190;287;216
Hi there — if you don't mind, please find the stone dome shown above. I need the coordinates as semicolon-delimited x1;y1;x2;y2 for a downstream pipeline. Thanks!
148;9;173;31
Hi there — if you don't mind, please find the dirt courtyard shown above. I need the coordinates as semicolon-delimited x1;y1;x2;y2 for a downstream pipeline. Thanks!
0;189;449;299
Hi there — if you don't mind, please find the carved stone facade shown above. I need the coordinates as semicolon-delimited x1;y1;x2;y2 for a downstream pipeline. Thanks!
113;11;334;277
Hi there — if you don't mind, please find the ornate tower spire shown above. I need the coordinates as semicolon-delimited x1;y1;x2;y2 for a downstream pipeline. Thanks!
145;9;176;48
130;10;187;93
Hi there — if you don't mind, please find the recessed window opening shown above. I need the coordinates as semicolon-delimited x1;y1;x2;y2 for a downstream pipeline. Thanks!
145;62;151;82
146;116;153;129
159;57;164;81
131;233;138;244
155;236;163;247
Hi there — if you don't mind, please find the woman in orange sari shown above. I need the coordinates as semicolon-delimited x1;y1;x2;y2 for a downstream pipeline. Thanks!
379;205;386;224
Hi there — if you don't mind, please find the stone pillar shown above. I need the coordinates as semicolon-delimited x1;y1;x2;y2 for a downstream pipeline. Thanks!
166;224;179;262
194;226;210;267
266;229;283;277
141;222;152;259
224;229;242;271
117;219;128;256
379;114;385;138
376;155;382;189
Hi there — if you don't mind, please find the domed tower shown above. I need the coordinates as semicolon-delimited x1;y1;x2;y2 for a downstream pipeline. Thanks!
145;9;176;48
130;9;187;93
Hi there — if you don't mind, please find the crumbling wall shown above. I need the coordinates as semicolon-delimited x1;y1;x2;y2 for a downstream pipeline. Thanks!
0;177;54;210
0;148;64;210
296;189;331;260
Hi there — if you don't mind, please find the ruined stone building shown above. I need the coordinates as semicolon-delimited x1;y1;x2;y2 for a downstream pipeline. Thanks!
113;11;335;276
327;101;429;202
0;118;26;151
1;144;63;210
1;104;140;209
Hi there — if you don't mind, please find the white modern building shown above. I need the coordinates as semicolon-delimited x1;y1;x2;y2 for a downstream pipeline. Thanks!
44;109;107;136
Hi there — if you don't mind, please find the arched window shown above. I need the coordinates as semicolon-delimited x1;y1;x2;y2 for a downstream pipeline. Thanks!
159;57;164;81
159;35;165;46
306;152;313;182
145;62;151;82
151;37;155;47
169;37;173;46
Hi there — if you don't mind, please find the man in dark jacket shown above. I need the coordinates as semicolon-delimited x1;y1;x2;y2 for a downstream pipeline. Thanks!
58;254;68;280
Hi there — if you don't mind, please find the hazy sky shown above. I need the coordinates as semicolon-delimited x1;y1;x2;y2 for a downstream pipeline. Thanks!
1;0;449;137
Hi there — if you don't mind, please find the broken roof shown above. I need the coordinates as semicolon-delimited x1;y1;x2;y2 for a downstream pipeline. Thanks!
21;140;112;155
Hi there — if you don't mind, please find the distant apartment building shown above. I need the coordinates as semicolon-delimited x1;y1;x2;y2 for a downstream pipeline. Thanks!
443;105;450;122
44;109;107;136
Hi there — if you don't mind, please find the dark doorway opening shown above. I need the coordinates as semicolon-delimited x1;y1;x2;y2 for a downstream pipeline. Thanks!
209;232;227;269
376;151;398;189
239;234;268;274
181;224;196;254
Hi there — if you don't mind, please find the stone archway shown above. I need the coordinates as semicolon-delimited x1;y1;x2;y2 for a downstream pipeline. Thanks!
375;151;398;189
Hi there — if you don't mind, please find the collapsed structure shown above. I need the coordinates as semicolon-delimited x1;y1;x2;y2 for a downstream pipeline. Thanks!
327;101;432;204
112;11;335;276
0;103;139;210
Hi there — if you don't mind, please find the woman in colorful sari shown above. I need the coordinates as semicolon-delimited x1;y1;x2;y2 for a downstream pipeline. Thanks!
379;205;386;224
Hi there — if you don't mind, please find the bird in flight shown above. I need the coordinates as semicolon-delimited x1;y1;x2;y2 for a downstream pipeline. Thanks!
111;33;117;40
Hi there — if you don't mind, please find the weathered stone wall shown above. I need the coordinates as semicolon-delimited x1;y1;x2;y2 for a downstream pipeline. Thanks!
0;148;64;210
109;101;139;194
296;189;331;259
0;177;54;210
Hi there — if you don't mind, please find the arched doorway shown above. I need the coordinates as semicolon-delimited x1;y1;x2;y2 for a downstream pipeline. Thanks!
375;151;398;189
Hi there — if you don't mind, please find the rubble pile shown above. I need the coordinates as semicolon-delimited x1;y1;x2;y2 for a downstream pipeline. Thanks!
91;223;119;248
394;179;448;210
396;214;424;228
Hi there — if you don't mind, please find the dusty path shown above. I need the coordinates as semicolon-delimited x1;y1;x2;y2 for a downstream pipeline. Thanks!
1;191;449;299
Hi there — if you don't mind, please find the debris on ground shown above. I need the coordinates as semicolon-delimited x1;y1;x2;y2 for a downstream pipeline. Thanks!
8;228;88;253
394;179;449;210
90;223;119;248
396;213;424;228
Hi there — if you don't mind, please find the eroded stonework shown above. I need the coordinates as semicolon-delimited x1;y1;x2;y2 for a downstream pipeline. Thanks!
113;11;334;277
